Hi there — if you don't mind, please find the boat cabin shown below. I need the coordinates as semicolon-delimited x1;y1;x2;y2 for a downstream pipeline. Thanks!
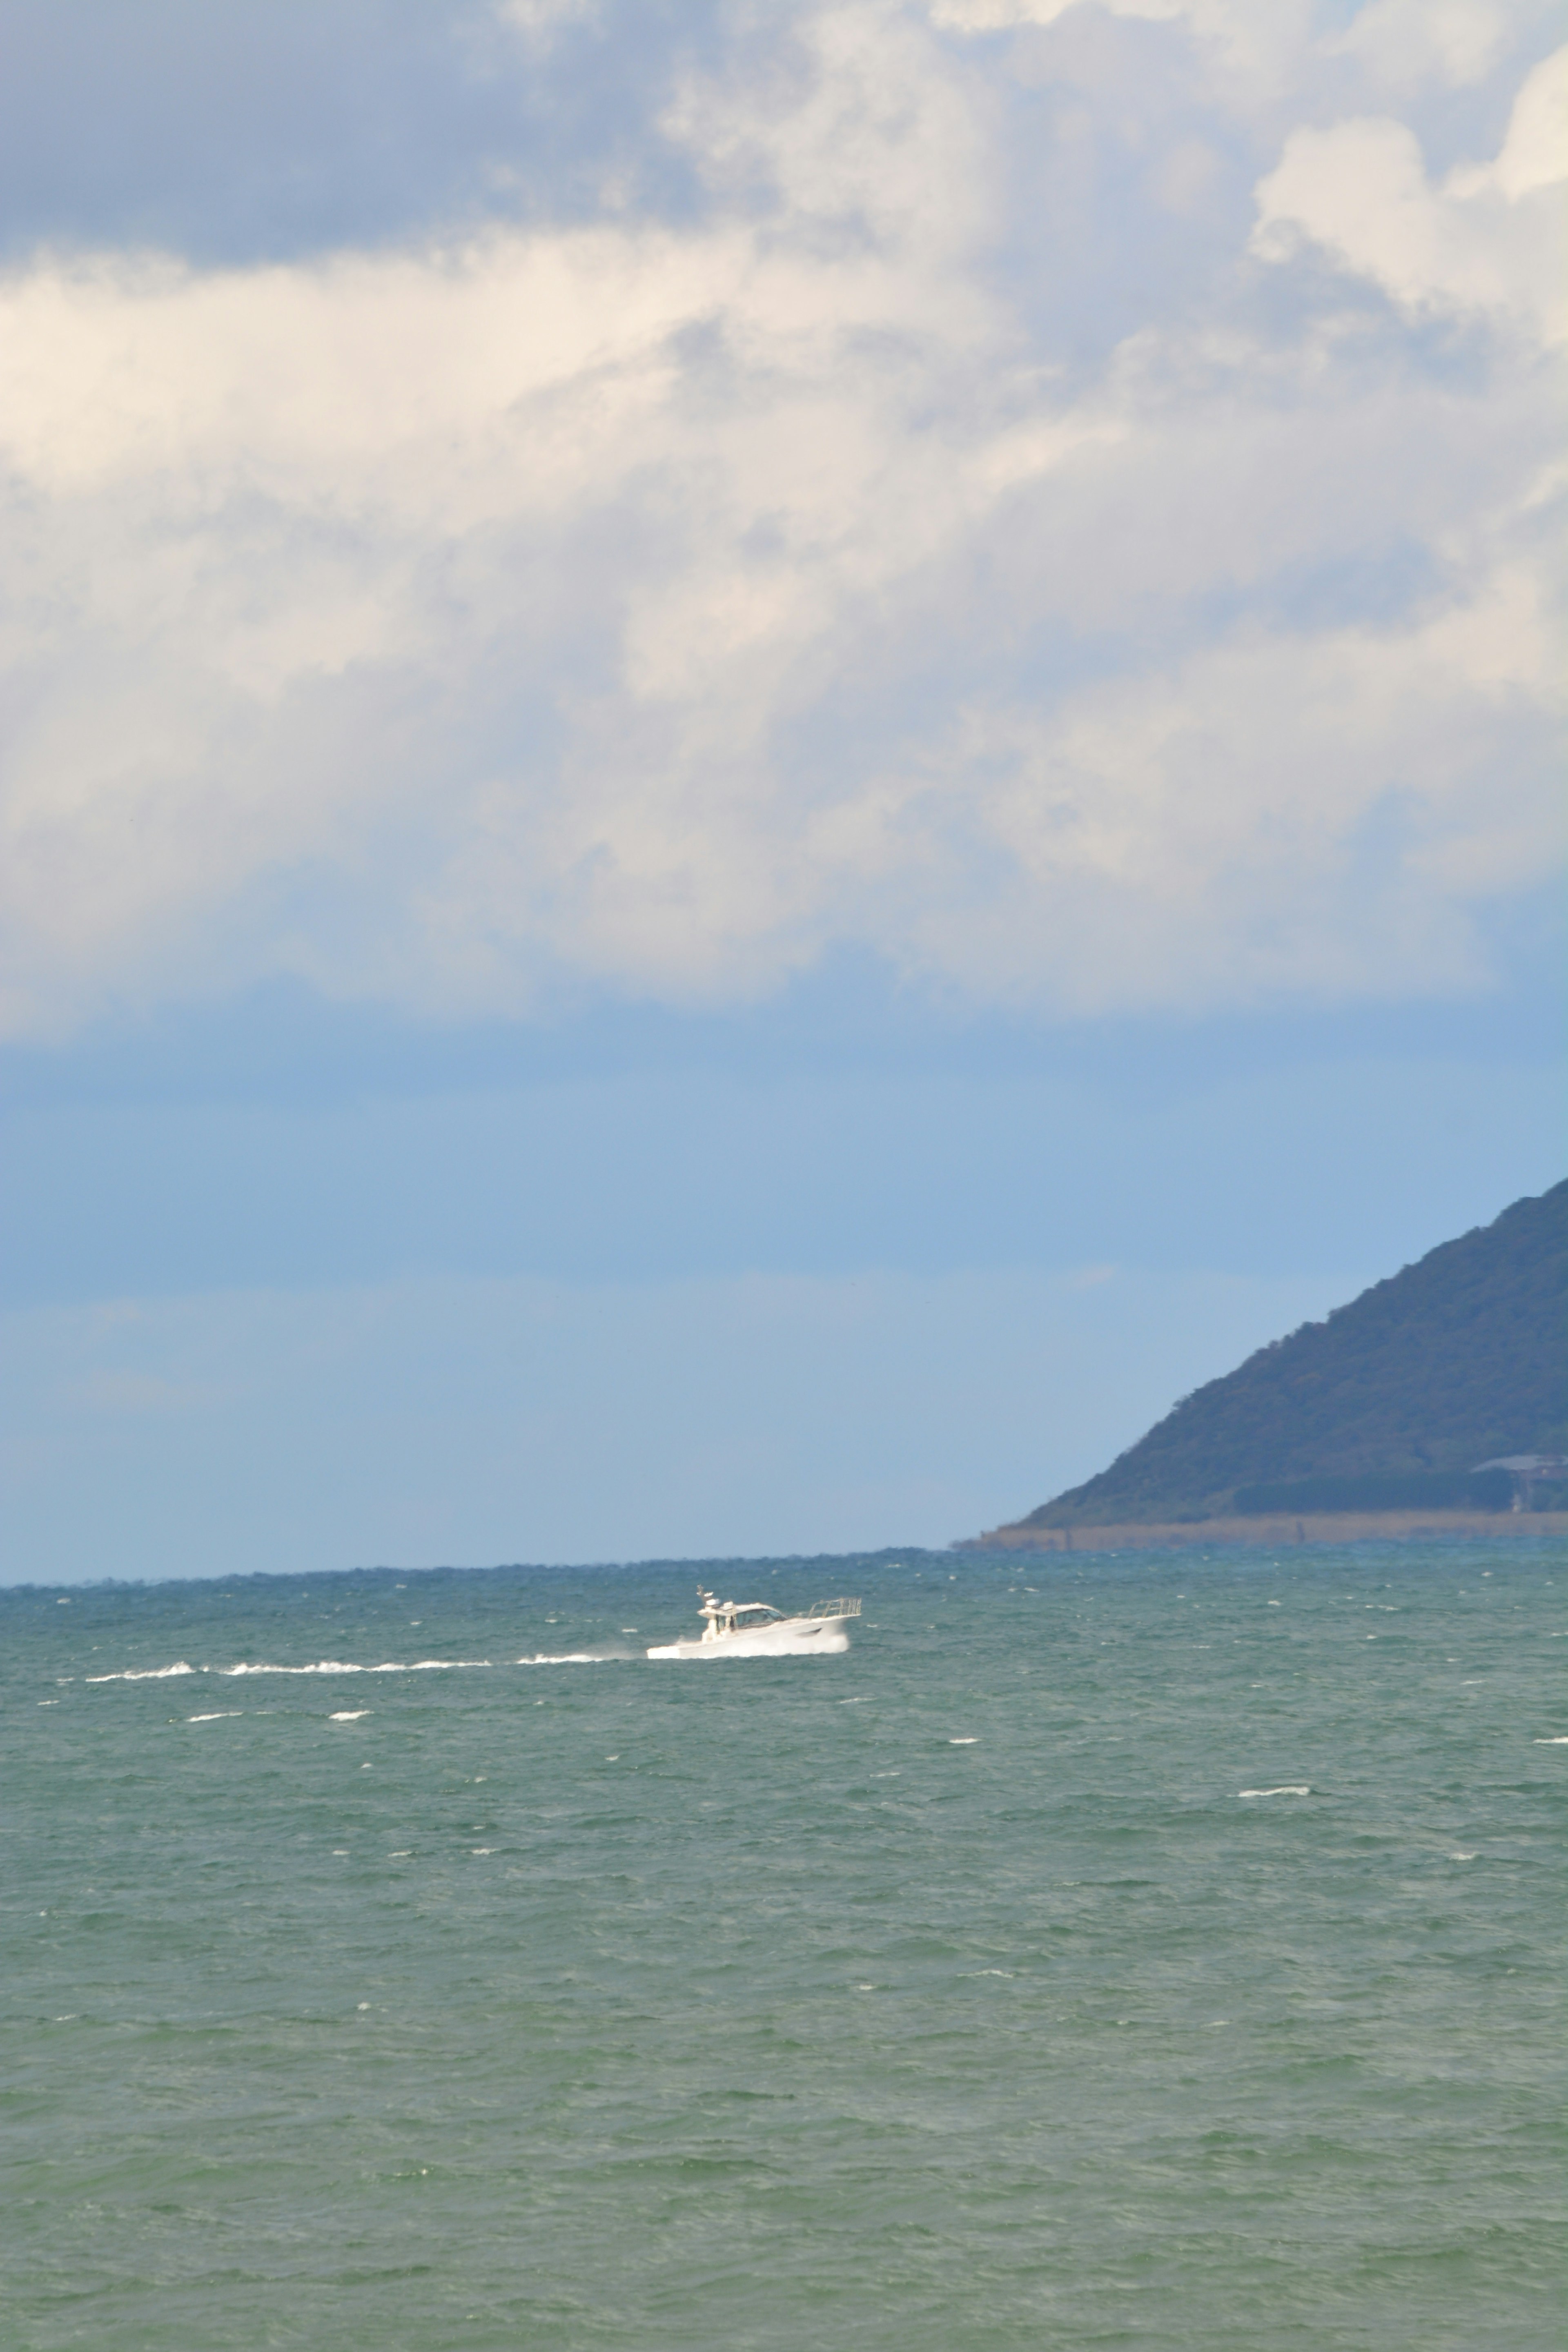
697;1592;784;1639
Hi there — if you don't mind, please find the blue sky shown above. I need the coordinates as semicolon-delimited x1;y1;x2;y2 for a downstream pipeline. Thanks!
2;0;1562;1580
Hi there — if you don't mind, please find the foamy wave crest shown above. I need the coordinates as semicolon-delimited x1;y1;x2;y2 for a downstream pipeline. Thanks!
220;1659;492;1676
86;1662;195;1682
221;1659;365;1676
1239;1785;1312;1797
381;1659;492;1672
513;1652;621;1666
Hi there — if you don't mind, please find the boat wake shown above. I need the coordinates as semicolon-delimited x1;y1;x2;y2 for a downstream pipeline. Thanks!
87;1651;631;1685
86;1662;196;1682
512;1652;625;1666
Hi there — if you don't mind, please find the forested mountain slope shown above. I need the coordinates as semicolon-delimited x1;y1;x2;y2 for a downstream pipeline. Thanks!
1022;1181;1566;1528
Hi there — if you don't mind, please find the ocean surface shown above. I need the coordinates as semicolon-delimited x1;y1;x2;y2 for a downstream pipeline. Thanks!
4;1542;1564;2351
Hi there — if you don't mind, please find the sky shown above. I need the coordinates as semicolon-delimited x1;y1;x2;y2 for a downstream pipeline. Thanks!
1;0;1562;1582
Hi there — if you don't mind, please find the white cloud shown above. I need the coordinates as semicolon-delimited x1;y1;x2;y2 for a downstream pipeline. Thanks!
1333;0;1513;90
1477;39;1568;198
907;554;1560;1007
0;2;1561;1036
927;0;1324;98
497;0;601;40
1252;45;1568;343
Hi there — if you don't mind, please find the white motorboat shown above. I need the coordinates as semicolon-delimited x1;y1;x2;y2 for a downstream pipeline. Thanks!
646;1588;861;1659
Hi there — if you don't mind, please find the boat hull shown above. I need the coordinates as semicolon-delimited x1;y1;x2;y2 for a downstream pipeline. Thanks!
646;1616;851;1660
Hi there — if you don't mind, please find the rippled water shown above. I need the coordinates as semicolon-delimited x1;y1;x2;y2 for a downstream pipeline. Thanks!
5;1544;1564;2350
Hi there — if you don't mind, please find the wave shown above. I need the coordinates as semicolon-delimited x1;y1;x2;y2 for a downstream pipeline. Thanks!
85;1662;195;1682
512;1652;623;1666
220;1659;492;1676
89;1650;621;1685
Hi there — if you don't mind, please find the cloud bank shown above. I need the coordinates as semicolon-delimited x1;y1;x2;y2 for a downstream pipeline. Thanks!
1;1;1561;1037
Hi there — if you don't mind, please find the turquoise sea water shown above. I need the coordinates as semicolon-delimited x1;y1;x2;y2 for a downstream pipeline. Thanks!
4;1543;1564;2351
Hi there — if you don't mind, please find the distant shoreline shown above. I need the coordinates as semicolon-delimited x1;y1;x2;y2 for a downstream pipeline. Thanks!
960;1510;1568;1553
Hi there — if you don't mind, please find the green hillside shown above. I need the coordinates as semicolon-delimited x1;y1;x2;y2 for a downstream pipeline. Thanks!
1020;1180;1567;1528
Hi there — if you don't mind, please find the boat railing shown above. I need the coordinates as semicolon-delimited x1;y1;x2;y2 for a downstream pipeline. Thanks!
805;1597;862;1620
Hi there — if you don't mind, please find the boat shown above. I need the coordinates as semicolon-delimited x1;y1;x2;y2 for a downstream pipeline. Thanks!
646;1588;862;1659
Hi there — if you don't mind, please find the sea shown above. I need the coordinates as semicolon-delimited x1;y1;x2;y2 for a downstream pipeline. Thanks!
4;1541;1564;2352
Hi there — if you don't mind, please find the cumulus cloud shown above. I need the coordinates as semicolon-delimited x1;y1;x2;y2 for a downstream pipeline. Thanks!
1334;0;1514;91
1253;44;1568;342
0;0;1561;1036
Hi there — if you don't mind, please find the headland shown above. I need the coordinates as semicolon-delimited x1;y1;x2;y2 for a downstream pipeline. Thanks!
964;1180;1566;1552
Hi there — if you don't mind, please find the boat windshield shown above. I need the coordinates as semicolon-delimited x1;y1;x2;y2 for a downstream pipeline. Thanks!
730;1606;784;1626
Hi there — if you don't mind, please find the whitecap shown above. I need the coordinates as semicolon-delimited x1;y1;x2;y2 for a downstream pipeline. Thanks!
330;1710;369;1722
187;1711;242;1722
86;1662;195;1682
375;1659;491;1672
1239;1785;1311;1797
513;1652;617;1665
949;1737;979;1745
1533;1735;1568;1744
221;1660;362;1676
225;1656;494;1677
